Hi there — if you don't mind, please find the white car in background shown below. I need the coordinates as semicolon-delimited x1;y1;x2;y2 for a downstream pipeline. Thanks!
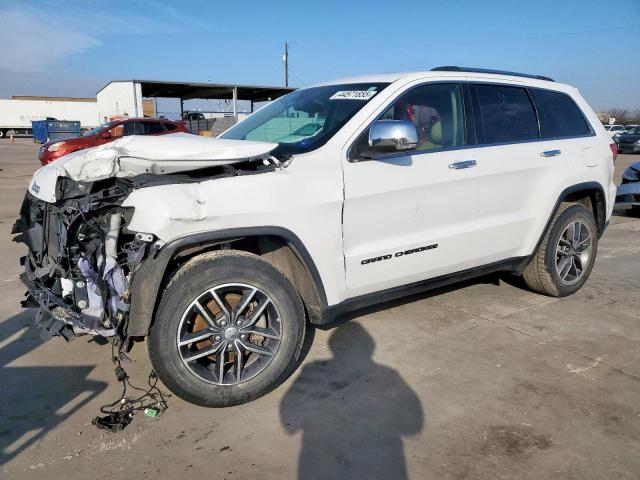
605;124;625;139
13;66;617;407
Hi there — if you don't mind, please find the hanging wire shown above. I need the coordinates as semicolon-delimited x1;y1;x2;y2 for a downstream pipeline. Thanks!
92;339;170;432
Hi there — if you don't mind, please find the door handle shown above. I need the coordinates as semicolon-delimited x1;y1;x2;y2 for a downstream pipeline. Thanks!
448;160;477;169
541;149;561;157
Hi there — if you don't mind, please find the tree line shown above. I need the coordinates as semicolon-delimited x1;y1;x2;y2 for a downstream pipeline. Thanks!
598;109;640;124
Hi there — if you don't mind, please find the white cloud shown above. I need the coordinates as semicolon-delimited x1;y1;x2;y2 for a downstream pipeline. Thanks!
0;3;210;73
0;7;102;72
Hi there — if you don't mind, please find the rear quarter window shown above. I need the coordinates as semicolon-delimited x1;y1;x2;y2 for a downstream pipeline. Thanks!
474;84;539;144
530;89;592;138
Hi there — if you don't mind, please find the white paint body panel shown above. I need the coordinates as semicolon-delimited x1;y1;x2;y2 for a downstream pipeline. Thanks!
123;145;347;305
27;71;617;307
342;150;484;296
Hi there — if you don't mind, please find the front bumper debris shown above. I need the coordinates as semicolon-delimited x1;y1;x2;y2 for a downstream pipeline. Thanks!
20;272;115;338
12;181;145;341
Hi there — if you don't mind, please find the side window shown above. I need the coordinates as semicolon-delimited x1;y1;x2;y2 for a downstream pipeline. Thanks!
139;122;166;135
475;84;539;144
133;122;145;135
377;83;466;151
164;123;177;131
531;89;591;138
122;122;136;136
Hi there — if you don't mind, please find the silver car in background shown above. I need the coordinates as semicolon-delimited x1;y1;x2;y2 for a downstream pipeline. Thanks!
617;126;640;154
616;159;640;216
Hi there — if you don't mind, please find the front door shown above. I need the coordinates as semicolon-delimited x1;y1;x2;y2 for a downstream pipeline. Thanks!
342;82;485;297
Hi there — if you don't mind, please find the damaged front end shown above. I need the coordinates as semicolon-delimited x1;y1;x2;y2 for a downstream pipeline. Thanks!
13;177;152;341
12;134;284;343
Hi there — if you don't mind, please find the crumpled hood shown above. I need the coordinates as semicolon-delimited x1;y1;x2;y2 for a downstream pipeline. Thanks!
28;133;278;203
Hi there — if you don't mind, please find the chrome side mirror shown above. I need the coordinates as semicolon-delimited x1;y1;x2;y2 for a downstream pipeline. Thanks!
369;120;418;154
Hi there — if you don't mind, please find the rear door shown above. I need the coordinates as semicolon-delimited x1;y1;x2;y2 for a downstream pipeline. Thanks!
529;88;598;168
342;82;486;296
469;83;572;262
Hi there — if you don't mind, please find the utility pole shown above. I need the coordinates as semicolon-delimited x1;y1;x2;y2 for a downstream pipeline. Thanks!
283;42;289;87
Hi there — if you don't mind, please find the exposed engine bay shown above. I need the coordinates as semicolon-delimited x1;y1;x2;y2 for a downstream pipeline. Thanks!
12;158;279;342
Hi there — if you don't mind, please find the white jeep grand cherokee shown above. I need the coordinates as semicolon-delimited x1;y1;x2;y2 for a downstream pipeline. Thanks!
14;67;618;407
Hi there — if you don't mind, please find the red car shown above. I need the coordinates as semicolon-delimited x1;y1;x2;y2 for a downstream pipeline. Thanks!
38;118;189;165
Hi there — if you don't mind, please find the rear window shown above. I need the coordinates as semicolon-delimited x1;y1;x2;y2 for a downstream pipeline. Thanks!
531;89;591;139
475;84;539;144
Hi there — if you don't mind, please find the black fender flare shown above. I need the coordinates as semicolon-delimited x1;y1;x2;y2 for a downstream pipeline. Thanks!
553;181;607;235
514;180;608;273
126;226;328;337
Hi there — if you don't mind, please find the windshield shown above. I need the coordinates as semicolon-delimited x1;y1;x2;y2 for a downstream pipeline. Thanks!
220;83;389;155
625;127;640;135
84;122;115;136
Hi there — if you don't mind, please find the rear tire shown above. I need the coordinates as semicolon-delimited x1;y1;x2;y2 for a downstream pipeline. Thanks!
630;206;640;218
148;250;307;407
522;202;598;297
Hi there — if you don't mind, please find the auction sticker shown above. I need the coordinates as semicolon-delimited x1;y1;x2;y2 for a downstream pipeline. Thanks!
330;90;377;100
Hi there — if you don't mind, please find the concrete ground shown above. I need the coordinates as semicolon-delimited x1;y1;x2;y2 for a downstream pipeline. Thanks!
0;138;638;480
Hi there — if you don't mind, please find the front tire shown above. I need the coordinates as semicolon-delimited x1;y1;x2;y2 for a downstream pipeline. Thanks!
522;202;598;297
148;250;306;407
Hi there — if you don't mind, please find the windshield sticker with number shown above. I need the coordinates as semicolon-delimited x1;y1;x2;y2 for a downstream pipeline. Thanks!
330;90;378;101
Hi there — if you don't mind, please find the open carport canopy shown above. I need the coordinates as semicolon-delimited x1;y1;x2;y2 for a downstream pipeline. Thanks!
137;80;295;101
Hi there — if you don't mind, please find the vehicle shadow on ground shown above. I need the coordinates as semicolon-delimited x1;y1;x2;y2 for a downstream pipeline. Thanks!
0;310;107;466
280;322;423;480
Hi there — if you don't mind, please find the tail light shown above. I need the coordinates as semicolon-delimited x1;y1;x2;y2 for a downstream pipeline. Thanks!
610;142;618;163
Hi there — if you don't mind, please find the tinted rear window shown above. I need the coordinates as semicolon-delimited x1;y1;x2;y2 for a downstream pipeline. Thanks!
139;122;165;134
531;89;591;138
475;84;539;144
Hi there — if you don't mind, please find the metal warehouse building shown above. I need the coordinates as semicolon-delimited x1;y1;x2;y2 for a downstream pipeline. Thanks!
0;80;293;138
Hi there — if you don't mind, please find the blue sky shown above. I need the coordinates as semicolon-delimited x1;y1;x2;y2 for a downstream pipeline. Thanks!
0;0;638;112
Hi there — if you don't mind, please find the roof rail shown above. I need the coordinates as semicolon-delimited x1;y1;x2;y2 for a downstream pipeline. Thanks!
431;66;554;82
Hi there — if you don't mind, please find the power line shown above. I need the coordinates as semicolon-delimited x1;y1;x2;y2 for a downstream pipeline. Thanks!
418;24;639;49
287;66;307;87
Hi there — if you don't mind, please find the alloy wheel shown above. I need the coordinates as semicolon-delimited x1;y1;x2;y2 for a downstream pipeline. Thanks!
177;283;281;385
554;221;592;285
